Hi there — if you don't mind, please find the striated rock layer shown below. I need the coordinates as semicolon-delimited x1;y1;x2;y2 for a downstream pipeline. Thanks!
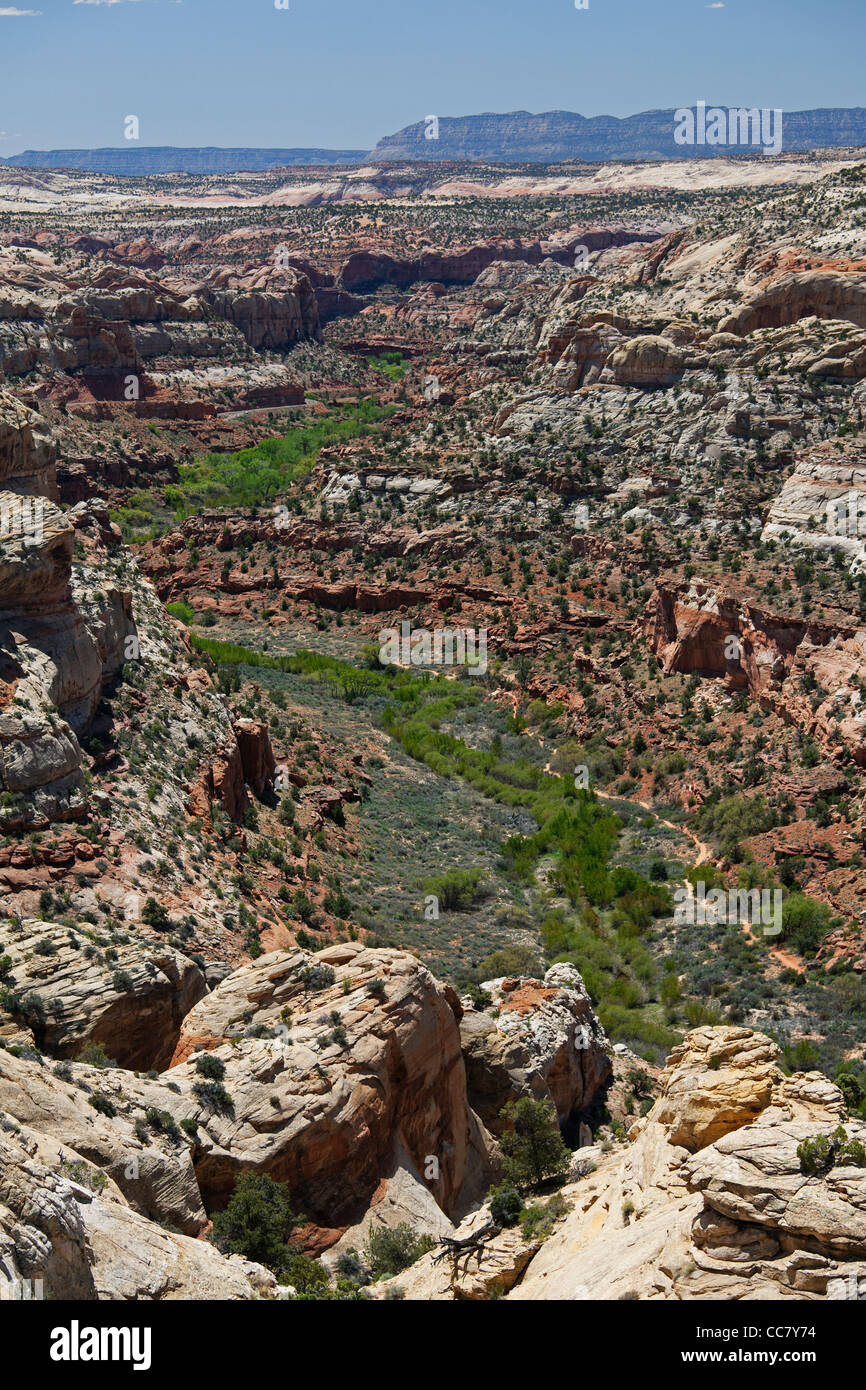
645;579;866;764
170;942;498;1232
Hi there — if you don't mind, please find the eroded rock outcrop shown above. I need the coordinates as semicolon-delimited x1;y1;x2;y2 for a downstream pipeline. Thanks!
763;453;866;569
383;1027;866;1301
0;1119;275;1300
649;1026;783;1151
645;579;866;764
461;964;611;1135
0;917;206;1070
0;493;135;827
608;334;687;388
720;270;866;336
0;389;57;496
0;1048;208;1236
206;265;320;348
169;942;497;1235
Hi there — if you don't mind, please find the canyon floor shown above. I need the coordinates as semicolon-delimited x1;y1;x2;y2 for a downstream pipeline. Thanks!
1;149;866;1303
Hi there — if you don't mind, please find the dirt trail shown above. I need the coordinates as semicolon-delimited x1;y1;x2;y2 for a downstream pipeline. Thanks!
546;769;808;974
593;788;715;866
595;788;804;968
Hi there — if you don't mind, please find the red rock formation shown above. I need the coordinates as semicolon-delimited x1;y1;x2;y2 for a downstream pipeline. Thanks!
187;720;276;823
233;718;276;796
645;581;866;764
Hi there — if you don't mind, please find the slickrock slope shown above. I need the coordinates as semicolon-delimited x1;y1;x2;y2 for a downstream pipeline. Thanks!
0;387;283;953
380;1027;866;1300
0;1048;208;1235
0;1121;276;1300
459;964;611;1136
169;942;497;1234
0;917;206;1069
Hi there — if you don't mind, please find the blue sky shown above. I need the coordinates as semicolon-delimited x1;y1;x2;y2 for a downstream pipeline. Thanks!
0;0;863;155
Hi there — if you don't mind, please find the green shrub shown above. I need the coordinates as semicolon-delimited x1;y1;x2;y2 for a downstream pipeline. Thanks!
194;1053;226;1081
488;1184;524;1227
476;945;543;980
193;1079;234;1113
780;895;834;956
77;1042;116;1068
88;1092;117;1118
500;1097;570;1188
297;963;336;992
422;867;487;911
211;1173;297;1271
519;1192;569;1241
166;601;195;625
141;897;171;931
798;1125;866;1175
362;1222;435;1280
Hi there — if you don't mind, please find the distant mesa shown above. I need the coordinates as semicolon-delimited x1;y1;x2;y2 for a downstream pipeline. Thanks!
369;107;866;163
3;106;866;175
0;146;369;176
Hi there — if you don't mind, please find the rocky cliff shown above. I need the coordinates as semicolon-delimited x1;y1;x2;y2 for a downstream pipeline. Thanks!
0;486;135;828
370;107;866;163
0;941;505;1295
645;579;866;764
377;1027;866;1300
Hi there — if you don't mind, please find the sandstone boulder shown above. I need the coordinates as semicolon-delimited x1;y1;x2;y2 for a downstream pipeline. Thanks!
463;963;611;1134
372;1207;542;1301
170;943;497;1234
608;334;687;387
0;917;207;1070
645;1025;783;1151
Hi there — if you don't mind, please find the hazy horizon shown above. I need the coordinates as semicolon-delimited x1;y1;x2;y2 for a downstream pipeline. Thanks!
1;0;863;158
